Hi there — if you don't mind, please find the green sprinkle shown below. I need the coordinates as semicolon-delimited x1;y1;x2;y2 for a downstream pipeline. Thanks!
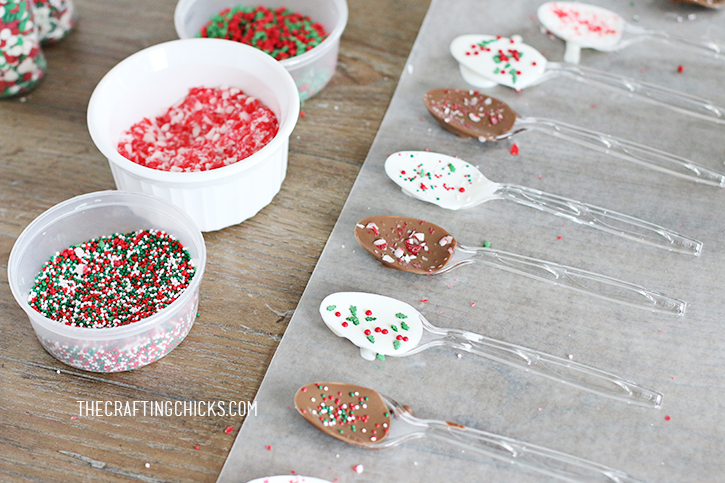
393;340;401;350
395;313;408;319
366;335;375;344
401;321;410;331
326;305;336;311
376;353;385;360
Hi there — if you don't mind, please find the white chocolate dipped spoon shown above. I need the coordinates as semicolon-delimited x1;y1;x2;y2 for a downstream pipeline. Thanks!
423;87;725;187
449;34;725;125
295;382;650;483
246;477;333;483
354;215;687;315
385;150;702;255
320;292;663;408
537;1;725;64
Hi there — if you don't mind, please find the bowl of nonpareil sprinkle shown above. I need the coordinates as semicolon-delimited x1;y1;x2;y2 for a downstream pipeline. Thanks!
7;191;207;373
174;0;348;101
87;37;300;232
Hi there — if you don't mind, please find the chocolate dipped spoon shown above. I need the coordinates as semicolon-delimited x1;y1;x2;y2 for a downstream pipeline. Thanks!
354;215;686;315
538;2;724;64
424;87;725;187
449;34;725;125
673;0;725;8
320;292;663;407
385;150;702;255
294;382;649;483
246;478;332;483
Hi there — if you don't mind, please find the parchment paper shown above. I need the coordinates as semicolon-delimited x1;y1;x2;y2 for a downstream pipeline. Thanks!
218;0;725;481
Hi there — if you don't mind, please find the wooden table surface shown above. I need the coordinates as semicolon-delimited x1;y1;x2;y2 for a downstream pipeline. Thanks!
0;0;430;481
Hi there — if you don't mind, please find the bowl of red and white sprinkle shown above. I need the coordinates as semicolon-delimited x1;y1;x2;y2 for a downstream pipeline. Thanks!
173;0;348;101
87;37;300;232
7;191;207;373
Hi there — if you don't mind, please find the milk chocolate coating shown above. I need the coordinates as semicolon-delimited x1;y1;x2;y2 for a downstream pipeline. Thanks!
423;88;517;141
355;215;456;274
672;0;724;8
294;382;391;446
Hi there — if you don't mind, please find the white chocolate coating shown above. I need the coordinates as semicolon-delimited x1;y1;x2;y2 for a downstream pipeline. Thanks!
246;476;334;483
450;34;547;89
385;151;498;210
320;293;424;360
538;2;624;50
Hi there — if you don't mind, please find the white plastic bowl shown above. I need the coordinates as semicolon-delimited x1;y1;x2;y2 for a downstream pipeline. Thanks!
174;0;348;101
7;191;207;373
87;38;300;232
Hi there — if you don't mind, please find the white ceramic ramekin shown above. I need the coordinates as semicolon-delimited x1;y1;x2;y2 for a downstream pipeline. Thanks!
87;38;300;232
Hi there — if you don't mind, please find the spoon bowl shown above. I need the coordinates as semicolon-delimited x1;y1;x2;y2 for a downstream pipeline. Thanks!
320;292;663;407
423;88;725;187
294;381;649;483
354;214;687;315
385;150;703;255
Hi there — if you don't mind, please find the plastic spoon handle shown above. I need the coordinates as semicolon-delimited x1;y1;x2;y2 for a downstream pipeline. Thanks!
515;116;725;187
624;24;725;57
432;326;662;407
454;245;686;315
544;61;725;124
422;420;648;483
495;184;702;255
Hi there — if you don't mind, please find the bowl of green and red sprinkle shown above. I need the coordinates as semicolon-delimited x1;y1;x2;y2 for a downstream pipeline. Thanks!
174;0;348;101
88;37;300;232
7;191;207;373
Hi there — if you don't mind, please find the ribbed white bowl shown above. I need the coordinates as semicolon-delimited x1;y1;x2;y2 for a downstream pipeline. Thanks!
88;38;300;232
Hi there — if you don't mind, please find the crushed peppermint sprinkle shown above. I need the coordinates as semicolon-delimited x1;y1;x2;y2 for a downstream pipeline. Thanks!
28;229;195;328
118;86;279;172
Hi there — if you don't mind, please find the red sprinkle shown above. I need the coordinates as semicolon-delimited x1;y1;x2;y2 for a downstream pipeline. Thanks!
510;143;519;155
224;426;234;434
677;65;684;73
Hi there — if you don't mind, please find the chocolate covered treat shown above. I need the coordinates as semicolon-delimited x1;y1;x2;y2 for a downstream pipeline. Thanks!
673;0;724;8
355;215;455;274
294;382;391;446
423;88;517;141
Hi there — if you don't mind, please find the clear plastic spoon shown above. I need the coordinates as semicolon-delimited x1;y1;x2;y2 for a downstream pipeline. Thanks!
449;34;725;125
423;87;725;187
537;2;725;64
384;150;702;255
320;292;663;407
295;382;650;483
354;215;687;315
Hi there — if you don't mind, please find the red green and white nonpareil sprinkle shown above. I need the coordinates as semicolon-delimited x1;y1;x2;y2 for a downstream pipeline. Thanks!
29;229;195;328
118;86;279;172
198;5;327;61
0;0;47;98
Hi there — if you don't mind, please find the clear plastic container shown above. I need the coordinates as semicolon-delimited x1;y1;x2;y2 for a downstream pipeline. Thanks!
87;38;300;232
7;191;207;373
174;0;348;101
